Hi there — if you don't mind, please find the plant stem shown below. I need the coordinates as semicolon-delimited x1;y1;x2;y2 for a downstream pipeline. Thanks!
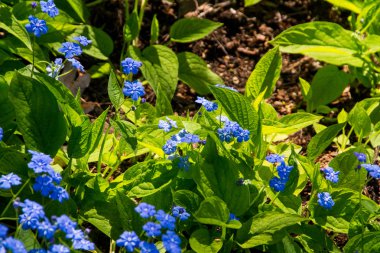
31;36;35;77
1;178;31;217
97;126;111;173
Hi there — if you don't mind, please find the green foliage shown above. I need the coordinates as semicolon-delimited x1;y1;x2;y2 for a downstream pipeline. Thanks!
170;18;223;43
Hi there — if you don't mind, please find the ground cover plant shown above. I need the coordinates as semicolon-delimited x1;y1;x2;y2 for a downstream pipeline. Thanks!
0;0;380;252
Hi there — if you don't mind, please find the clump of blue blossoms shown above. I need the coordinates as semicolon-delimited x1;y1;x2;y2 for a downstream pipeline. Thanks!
25;15;48;37
74;35;92;46
317;192;335;209
67;58;84;72
0;173;22;190
362;164;380;179
163;130;200;155
195;96;218;112
123;80;145;101
217;116;250;143
229;213;239;221
28;150;69;202
58;42;82;59
321;166;340;183
117;202;188;253
158;117;178;132
177;156;190;171
40;0;59;18
266;154;284;163
121;57;143;75
354;152;367;163
0;224;27;253
268;157;294;192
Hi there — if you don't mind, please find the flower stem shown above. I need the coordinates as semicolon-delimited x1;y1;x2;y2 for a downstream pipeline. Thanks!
1;178;31;217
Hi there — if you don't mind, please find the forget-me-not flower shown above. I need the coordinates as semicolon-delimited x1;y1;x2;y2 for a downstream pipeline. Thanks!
40;0;59;18
25;15;48;37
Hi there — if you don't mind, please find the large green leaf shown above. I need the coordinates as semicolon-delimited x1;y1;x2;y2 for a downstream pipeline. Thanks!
307;123;345;161
178;52;222;95
9;73;67;156
263;113;322;135
271;22;363;67
348;104;372;138
209;85;258;134
139;45;179;116
324;0;362;13
170;18;223;43
0;147;28;178
246;46;282;99
107;70;124;110
308;65;350;111
344;232;380;253
56;0;89;22
0;6;32;50
110;119;137;150
189;228;223;253
0;76;15;126
236;211;307;248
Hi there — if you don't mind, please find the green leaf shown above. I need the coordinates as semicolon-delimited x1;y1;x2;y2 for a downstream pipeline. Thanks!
124;10;139;42
237;211;307;248
0;76;15;126
307;123;345;161
173;190;201;213
0;6;32;50
245;0;262;7
344;232;380;253
308;65;350;110
9;73;67;156
209;85;258;134
170;18;223;43
141;45;179;116
178;52;223;95
271;22;363;67
56;0;89;22
348;104;372;138
324;0;362;13
0;147;28;178
150;14;159;44
263;113;322;135
194;196;241;229
108;70;124;110
299;78;311;101
189;228;223;253
110;119;137;150
246;46;282;99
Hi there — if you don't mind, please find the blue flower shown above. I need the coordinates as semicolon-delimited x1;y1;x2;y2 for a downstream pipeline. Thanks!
178;156;190;171
40;0;59;18
67;58;84;72
29;249;47;253
139;241;159;253
123;80;145;101
28;150;53;174
217;127;233;142
228;213;239;221
166;117;178;128
265;154;284;164
162;231;181;253
321;167;340;183
33;174;54;196
195;97;218;112
354;152;366;163
0;223;8;238
72;239;95;250
172;206;190;221
74;36;92;46
25;15;48;37
37;220;56;240
235;128;250;142
362;164;380;179
163;139;178;155
50;186;69;202
49;244;70;253
269;177;286;192
0;127;3;141
276;162;294;180
317;192;335;210
31;2;38;8
121;58;142;75
158;120;172;132
3;237;27;253
142;222;162;237
58;42;82;59
46;58;63;78
54;214;77;233
135;203;156;218
155;210;176;230
116;231;140;252
215;84;238;92
66;228;85;240
0;173;22;190
16;200;46;230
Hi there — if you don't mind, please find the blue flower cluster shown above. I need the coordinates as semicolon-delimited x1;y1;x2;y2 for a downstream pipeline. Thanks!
268;156;294;192
0;224;26;253
40;0;59;17
58;40;89;72
158;117;178;132
10;200;94;251
25;0;59;37
117;202;189;253
121;58;145;101
321;166;340;183
28;150;69;202
0;173;21;190
195;97;218;112
46;58;64;79
163;130;200;155
0;127;3;141
317;192;335;209
354;152;367;163
362;164;380;179
217;116;250;143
